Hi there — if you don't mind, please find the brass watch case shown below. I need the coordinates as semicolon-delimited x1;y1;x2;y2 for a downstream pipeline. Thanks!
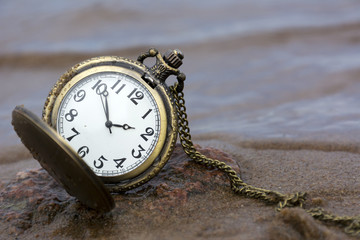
43;56;178;192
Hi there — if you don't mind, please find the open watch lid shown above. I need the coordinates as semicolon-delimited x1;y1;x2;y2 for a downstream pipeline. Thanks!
11;105;115;212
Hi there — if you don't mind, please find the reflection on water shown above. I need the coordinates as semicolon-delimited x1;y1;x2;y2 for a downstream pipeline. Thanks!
1;0;360;159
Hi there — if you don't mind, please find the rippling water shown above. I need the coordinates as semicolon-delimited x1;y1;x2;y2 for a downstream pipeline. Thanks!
1;0;360;163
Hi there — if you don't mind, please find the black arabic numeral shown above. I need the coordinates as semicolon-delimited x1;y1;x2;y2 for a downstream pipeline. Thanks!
74;89;86;102
132;145;145;158
111;80;126;94
111;79;121;90
140;127;154;141
77;146;89;158
114;158;126;168
127;88;144;105
142;109;152;119
92;80;108;96
65;109;78;122
94;155;108;169
91;80;102;90
66;127;80;141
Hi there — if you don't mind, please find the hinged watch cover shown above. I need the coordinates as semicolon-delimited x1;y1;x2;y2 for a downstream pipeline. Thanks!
12;105;115;212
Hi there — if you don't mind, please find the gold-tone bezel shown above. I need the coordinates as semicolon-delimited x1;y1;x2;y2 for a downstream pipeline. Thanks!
43;56;178;192
51;65;167;181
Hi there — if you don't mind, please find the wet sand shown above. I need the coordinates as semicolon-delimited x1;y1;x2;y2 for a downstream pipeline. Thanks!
1;0;360;239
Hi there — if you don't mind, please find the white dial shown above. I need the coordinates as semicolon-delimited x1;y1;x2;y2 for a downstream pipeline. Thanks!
56;71;163;180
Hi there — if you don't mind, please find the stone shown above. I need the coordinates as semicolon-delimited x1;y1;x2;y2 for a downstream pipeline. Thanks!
0;144;240;238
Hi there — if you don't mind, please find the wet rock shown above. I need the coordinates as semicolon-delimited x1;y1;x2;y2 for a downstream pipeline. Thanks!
134;144;241;212
0;144;240;238
0;144;352;239
0;168;72;235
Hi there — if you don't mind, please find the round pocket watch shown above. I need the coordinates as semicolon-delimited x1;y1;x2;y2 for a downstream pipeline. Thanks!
12;48;186;212
12;49;359;234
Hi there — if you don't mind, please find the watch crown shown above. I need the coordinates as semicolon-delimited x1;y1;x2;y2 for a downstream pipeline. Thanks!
163;49;184;69
137;48;185;83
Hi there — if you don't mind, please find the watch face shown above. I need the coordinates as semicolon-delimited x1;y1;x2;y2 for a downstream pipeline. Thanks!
54;66;166;181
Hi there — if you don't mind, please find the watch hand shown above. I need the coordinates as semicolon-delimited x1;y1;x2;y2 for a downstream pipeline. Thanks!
100;91;112;134
105;95;110;122
112;123;135;130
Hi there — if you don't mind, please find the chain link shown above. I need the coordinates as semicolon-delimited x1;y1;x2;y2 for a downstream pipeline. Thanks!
170;84;360;236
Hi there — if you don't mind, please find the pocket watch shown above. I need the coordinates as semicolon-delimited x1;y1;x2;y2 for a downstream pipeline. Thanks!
12;48;186;212
11;48;360;234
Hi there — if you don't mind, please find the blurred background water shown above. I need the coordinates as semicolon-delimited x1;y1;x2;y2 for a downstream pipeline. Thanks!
1;0;360;161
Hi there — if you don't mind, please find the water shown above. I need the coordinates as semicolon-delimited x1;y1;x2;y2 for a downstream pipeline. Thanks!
1;0;360;53
1;0;360;159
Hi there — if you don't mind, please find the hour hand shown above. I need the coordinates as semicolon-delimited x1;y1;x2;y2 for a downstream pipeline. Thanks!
112;123;135;130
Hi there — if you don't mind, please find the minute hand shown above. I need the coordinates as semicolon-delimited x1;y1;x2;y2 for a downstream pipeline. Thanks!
112;123;135;130
100;92;112;133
